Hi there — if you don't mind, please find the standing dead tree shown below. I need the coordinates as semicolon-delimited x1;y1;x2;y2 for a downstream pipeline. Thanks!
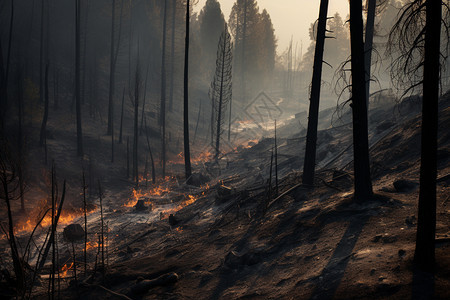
133;62;140;185
184;0;192;180
0;137;25;291
75;0;83;156
302;0;329;186
349;0;373;201
160;0;168;178
40;63;50;146
210;24;233;160
388;0;449;271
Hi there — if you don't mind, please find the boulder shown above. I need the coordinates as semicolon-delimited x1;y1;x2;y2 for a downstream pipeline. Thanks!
188;172;210;187
393;179;418;192
134;199;148;211
63;224;85;242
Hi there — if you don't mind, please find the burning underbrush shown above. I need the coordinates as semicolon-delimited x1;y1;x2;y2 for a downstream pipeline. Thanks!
123;175;211;220
13;206;96;236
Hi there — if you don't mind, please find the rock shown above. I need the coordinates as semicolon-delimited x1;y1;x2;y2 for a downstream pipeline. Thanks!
224;250;262;269
393;179;418;192
405;215;416;227
129;272;178;294
382;235;398;244
372;235;382;243
398;249;406;258
215;185;234;204
63;224;84;242
188;172;210;187
134;199;148;211
169;214;179;226
370;269;376;276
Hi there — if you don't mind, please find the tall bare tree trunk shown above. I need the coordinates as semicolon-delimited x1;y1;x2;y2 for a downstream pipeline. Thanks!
119;87;125;144
169;0;176;112
160;0;168;178
241;0;247;103
40;63;49;146
302;0;329;186
4;0;13;112
107;0;116;135
364;0;376;109
40;0;44;103
184;0;192;180
414;0;441;271
17;70;25;211
140;63;149;135
75;0;83;156
81;0;90;105
349;0;372;201
133;64;140;185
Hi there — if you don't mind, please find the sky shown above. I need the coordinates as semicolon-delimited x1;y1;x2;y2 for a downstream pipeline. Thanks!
194;0;350;55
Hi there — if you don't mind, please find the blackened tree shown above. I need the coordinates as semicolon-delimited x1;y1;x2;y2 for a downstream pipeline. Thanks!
184;0;192;180
349;0;373;200
210;24;233;160
302;0;329;186
388;0;449;271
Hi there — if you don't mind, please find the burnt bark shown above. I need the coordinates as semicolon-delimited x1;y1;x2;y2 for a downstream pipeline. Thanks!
349;0;373;201
107;0;116;135
414;0;441;271
75;0;83;156
40;63;49;147
161;0;168;178
184;0;192;180
302;0;329;186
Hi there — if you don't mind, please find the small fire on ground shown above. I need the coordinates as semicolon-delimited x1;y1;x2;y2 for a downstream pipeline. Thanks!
124;178;210;218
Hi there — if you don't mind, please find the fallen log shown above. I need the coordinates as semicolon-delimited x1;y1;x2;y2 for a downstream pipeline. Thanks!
129;272;178;295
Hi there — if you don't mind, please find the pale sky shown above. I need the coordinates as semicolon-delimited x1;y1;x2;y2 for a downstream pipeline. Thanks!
194;0;349;55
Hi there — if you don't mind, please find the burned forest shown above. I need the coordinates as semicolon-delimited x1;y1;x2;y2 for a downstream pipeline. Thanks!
1;0;450;299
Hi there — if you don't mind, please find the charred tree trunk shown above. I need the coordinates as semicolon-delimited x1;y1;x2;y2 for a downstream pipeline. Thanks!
302;0;329;186
364;0;376;108
81;0;90;105
211;25;233;160
349;0;372;201
183;0;192;180
119;87;125;144
4;0;13;112
40;63;49;147
40;0;44;103
107;0;116;135
133;64;140;185
75;0;83;156
17;70;25;211
144;117;156;184
0;38;5;129
169;0;176;112
414;0;441;271
140;63;150;135
161;0;168;178
241;0;247;103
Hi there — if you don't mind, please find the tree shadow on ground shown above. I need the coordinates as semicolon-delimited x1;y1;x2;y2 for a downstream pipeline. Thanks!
412;267;434;299
309;214;370;300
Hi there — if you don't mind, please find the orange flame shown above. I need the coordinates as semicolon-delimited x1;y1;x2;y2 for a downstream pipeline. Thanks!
60;262;74;278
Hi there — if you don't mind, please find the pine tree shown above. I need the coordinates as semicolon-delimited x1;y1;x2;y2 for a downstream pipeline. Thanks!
210;24;233;160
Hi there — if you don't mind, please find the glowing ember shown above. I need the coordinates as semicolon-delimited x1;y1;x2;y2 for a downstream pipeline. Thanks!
60;262;74;278
124;185;172;207
192;151;213;163
160;194;199;219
